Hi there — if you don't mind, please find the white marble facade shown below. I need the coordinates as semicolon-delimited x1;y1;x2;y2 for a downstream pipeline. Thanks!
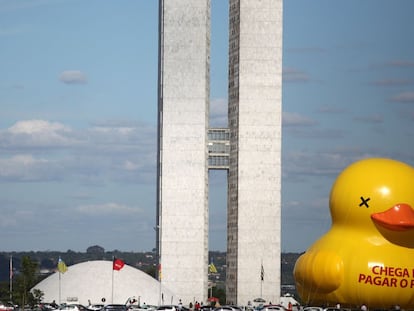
158;0;210;305
158;0;282;305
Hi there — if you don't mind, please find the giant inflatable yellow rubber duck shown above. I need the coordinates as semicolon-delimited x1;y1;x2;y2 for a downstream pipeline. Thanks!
293;158;414;309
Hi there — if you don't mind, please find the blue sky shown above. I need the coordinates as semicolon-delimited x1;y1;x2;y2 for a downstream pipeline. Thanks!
1;0;414;253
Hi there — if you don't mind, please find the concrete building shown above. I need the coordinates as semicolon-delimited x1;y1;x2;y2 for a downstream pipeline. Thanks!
33;261;175;306
157;0;283;305
157;0;210;305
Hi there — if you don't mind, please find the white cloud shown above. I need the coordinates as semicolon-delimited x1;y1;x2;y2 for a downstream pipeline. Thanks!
283;67;310;82
89;120;155;143
0;154;56;181
282;147;412;183
6;154;39;165
9;119;69;134
286;46;326;54
0;119;157;183
123;160;140;171
59;70;87;84
282;112;341;140
2;119;76;148
76;202;141;215
316;105;347;114
390;91;414;103
283;112;317;127
92;126;135;135
283;150;351;178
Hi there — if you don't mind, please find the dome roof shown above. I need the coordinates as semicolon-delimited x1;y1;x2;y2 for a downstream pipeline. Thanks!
33;260;175;306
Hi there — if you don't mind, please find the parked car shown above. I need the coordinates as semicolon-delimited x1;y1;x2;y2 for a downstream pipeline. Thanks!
40;303;58;311
157;306;189;311
323;308;354;311
0;302;14;311
59;305;89;311
303;307;323;311
259;305;286;311
87;305;104;311
214;306;243;311
102;305;128;311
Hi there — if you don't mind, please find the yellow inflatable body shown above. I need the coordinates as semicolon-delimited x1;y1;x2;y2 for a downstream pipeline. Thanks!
293;158;414;309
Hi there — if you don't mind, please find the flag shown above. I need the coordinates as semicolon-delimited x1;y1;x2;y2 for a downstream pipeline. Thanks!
9;256;13;280
57;257;68;274
113;258;125;271
209;262;218;274
261;264;264;281
158;263;162;280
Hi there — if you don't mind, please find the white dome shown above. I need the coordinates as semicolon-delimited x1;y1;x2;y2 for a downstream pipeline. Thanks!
32;260;176;306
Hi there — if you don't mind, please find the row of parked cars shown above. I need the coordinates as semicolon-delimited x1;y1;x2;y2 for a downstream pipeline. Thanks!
37;303;290;311
156;304;288;311
38;304;130;311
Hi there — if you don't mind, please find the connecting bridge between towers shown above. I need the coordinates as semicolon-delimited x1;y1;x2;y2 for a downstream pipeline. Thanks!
208;128;230;170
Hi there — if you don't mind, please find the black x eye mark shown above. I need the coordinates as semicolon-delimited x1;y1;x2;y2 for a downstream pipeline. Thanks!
359;196;371;208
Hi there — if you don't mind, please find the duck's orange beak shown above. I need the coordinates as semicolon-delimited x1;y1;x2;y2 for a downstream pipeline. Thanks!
371;204;414;231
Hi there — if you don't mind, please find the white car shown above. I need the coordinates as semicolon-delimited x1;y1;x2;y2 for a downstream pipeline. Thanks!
87;305;104;311
214;306;243;311
259;305;287;311
157;306;189;311
303;308;323;311
0;302;14;311
59;305;89;311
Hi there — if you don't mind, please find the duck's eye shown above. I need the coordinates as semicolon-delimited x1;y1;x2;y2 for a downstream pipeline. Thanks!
359;196;371;208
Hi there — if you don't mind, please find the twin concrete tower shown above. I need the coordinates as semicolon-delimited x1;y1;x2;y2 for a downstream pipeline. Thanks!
156;0;283;305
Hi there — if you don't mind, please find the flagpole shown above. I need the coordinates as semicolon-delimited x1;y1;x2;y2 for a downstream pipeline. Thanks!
260;275;263;299
112;257;114;304
59;270;62;304
56;256;68;305
260;260;263;298
9;255;12;302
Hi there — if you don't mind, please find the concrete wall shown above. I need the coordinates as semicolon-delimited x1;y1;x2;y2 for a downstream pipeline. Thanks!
158;0;210;305
227;0;283;305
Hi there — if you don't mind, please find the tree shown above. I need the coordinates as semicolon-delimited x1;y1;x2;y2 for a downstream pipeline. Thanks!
144;265;157;278
40;258;55;270
86;245;105;254
14;256;41;308
32;289;44;305
211;287;225;305
0;281;11;303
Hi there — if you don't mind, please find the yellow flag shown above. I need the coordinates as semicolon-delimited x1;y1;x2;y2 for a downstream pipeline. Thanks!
209;263;218;273
57;257;68;273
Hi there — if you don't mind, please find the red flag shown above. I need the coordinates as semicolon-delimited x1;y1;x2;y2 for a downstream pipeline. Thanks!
113;258;125;271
